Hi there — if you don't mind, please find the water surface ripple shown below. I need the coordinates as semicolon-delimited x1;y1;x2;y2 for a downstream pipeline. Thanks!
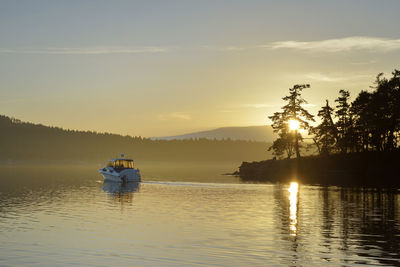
0;167;399;266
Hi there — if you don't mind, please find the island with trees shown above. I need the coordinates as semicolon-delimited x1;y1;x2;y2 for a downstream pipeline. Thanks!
238;69;400;187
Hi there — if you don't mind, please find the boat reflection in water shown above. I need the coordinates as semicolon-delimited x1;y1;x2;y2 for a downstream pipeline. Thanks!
288;182;299;237
102;181;140;204
103;181;140;194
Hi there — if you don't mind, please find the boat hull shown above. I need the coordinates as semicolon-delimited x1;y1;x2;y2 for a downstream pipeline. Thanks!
99;168;141;182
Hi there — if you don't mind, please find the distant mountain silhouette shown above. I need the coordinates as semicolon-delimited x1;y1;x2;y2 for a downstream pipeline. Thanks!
153;126;276;142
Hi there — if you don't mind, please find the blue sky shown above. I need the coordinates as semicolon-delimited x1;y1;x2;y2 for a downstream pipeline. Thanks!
1;0;399;136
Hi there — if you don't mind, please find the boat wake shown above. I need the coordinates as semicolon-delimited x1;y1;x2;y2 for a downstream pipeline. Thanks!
141;180;271;188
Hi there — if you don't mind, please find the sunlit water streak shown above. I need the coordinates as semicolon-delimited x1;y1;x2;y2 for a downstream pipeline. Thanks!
288;182;298;236
0;167;399;266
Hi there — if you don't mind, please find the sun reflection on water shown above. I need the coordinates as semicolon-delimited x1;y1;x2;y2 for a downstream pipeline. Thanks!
288;182;299;236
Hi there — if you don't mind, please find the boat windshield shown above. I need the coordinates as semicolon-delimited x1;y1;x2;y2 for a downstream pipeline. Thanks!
107;160;134;169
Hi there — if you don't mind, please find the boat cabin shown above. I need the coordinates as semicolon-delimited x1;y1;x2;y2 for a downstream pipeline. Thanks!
107;158;134;169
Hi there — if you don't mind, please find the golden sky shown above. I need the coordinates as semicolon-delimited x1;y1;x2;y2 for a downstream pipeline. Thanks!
0;1;399;136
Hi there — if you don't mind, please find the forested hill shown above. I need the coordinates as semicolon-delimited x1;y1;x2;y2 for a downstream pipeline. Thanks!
0;115;270;162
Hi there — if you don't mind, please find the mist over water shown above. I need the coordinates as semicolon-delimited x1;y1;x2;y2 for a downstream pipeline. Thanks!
0;163;399;266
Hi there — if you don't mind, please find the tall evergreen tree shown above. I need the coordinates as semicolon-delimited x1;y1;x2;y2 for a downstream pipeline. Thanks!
372;70;400;151
388;69;400;149
335;90;353;153
269;84;314;158
350;90;373;151
312;100;337;155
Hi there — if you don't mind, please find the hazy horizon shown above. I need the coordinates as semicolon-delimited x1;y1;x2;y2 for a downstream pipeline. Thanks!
1;0;400;136
3;112;274;138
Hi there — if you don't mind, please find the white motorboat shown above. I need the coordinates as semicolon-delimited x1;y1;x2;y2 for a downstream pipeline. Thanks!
99;154;141;183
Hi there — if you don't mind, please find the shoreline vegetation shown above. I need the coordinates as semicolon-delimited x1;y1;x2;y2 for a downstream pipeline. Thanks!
237;70;400;187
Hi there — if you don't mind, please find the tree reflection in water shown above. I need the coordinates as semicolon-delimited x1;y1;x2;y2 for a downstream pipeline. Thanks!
274;182;400;266
337;187;400;266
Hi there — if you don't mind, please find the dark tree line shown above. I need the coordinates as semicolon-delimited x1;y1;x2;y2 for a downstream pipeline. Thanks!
269;69;400;159
313;70;400;155
0;115;269;162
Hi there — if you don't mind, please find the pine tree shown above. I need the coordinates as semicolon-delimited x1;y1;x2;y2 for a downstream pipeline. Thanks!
312;100;337;155
365;70;400;151
350;90;373;151
335;90;352;153
268;84;314;158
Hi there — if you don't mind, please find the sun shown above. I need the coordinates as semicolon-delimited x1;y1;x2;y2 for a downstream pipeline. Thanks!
288;119;300;131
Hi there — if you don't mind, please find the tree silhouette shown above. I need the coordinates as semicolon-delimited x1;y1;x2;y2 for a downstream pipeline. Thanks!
268;131;302;159
371;70;400;151
335;90;353;153
269;71;399;158
350;90;373;152
348;70;400;152
312;100;337;155
269;84;314;158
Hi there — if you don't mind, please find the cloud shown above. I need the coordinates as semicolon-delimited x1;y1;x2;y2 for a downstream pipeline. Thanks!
0;46;169;55
240;103;316;109
158;112;191;121
201;45;247;52
4;37;399;55
240;103;279;108
350;60;377;65
304;73;344;82
287;72;374;83
265;36;400;52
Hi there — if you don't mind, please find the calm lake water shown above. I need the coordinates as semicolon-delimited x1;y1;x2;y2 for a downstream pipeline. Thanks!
0;163;399;266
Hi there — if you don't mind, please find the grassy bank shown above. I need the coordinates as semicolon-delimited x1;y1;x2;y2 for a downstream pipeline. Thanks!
238;151;400;187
